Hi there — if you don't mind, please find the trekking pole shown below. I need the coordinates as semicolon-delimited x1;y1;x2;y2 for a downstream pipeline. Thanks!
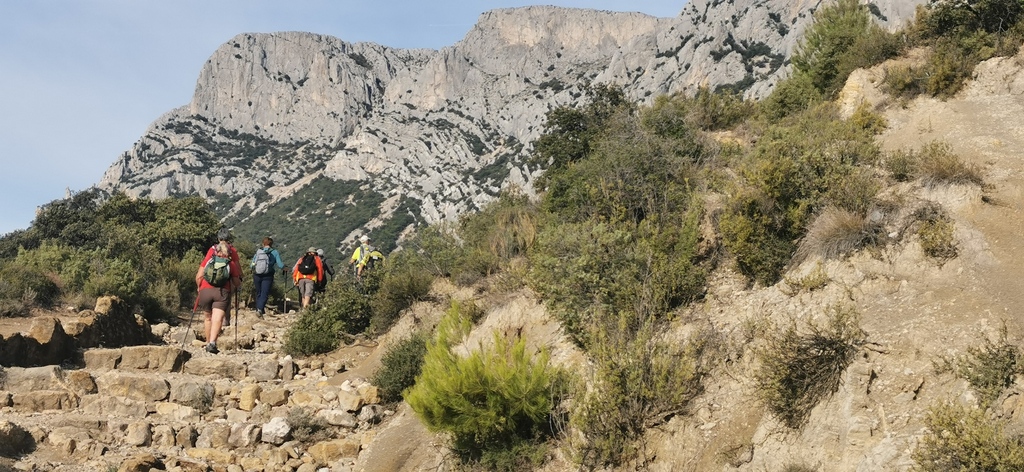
181;294;200;349
234;288;239;350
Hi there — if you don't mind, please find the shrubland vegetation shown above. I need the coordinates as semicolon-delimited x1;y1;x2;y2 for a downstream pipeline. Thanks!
0;0;1017;468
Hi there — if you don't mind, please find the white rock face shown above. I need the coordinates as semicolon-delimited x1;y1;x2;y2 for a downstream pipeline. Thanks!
97;1;926;236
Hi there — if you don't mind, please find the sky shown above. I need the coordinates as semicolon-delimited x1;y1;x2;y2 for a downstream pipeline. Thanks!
0;0;685;236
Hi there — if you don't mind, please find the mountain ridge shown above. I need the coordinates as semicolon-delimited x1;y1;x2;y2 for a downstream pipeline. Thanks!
97;0;925;254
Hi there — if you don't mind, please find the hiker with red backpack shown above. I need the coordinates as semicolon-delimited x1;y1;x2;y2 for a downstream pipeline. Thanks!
292;247;325;309
195;229;242;354
251;236;284;317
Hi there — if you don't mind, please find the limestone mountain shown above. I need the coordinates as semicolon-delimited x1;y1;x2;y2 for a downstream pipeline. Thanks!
96;0;924;255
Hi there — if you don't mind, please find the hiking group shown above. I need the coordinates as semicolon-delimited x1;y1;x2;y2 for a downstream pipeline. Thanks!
191;229;383;354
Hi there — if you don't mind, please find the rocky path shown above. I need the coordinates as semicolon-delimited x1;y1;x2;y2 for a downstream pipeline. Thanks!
0;303;397;472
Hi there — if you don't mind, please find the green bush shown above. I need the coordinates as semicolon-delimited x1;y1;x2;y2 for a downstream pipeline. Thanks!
0;263;61;309
760;73;823;121
284;281;371;356
755;306;866;429
571;312;710;468
721;103;880;284
405;301;563;464
913;402;1024;470
528;216;705;347
82;257;146;306
883;148;919;182
371;332;428;403
792;0;902;98
936;324;1022;408
367;264;433;336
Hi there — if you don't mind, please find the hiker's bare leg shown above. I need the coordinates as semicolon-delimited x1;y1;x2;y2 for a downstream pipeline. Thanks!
206;309;224;343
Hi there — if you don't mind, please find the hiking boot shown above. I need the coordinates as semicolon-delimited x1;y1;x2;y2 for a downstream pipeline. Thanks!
256;309;265;318
205;342;219;354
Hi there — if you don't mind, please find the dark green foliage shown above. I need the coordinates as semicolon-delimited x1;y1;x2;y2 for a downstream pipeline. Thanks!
371;332;428;403
405;302;563;465
542;108;703;225
0;262;61;308
285;280;371;356
755;307;866;429
720;103;880;284
919;0;1024;38
530;83;635;190
528;215;705;347
367;262;433;335
792;0;902;98
30;188;104;250
885;0;1024;98
937;324;1023;408
645;88;755;133
229;177;389;258
760;73;824;121
913;402;1024;470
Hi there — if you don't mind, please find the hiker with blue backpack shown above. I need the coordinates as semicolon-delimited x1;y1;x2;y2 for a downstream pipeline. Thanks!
251;236;284;317
195;232;242;354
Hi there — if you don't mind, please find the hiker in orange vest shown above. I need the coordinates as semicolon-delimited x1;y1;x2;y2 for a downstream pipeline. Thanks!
292;247;325;309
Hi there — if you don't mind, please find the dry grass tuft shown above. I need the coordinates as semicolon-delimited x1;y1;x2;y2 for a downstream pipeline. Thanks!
794;207;879;264
916;141;983;188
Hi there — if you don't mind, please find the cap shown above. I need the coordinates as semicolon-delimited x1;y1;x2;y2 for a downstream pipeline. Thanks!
316;249;324;256
308;247;317;253
359;235;370;242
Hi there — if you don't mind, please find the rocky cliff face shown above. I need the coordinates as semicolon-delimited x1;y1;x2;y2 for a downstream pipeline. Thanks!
96;0;925;249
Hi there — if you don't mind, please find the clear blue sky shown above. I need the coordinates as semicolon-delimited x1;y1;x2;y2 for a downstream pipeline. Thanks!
0;1;685;236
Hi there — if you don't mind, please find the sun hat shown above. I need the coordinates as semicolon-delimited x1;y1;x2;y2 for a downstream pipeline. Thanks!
359;235;370;242
308;246;317;253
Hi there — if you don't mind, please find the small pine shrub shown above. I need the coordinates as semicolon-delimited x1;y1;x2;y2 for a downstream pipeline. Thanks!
755;306;866;429
913;403;1024;470
936;324;1022;408
371;332;428;403
405;301;563;464
882;63;926;100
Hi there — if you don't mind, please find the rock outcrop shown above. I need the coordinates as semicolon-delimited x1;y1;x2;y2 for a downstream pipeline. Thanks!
96;1;926;249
